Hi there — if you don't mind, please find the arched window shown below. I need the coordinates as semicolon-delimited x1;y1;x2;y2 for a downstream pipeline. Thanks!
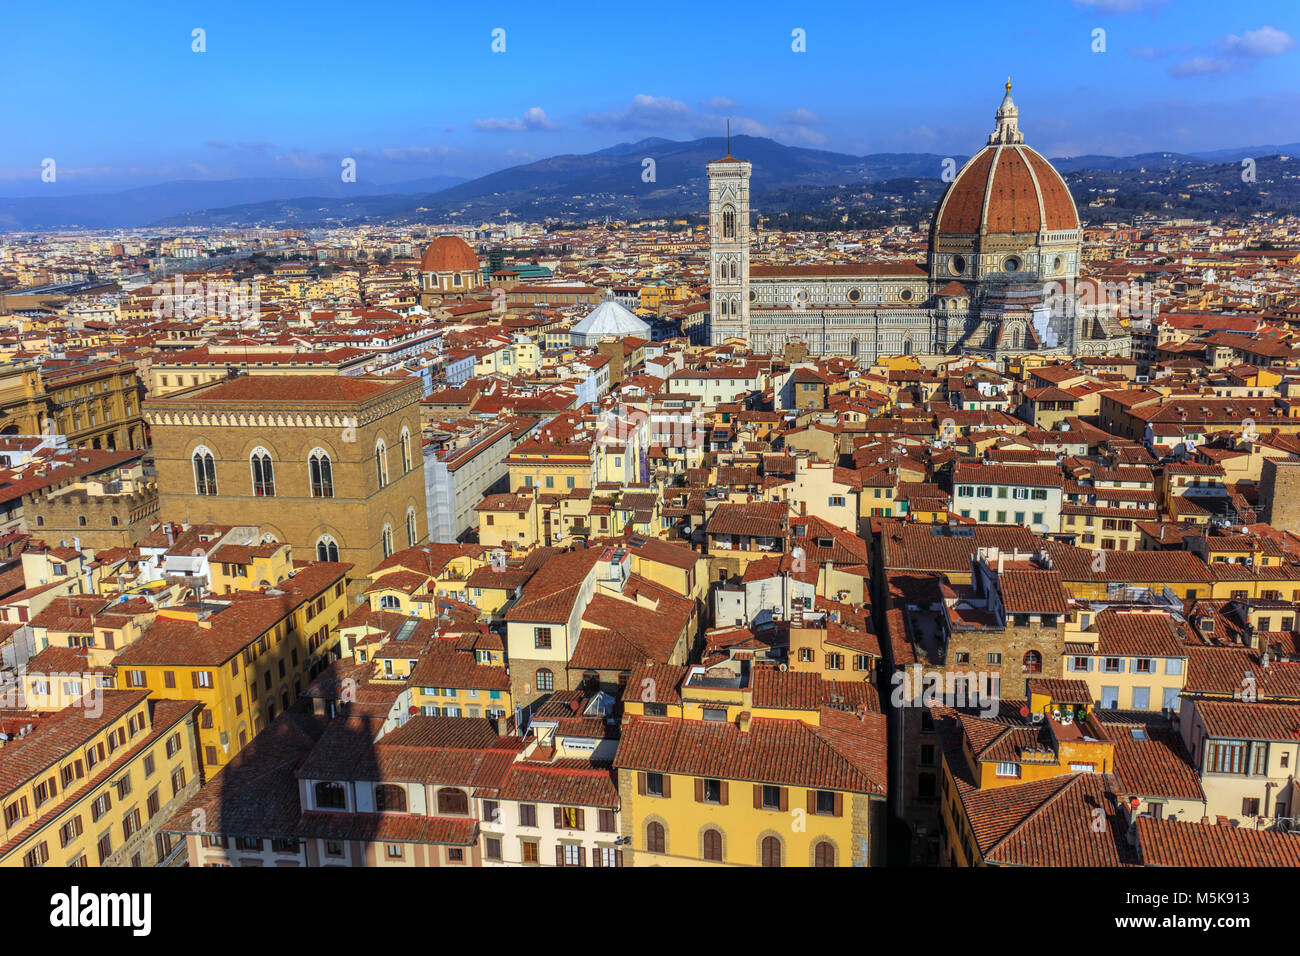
1011;328;1022;350
437;788;469;815
814;840;836;867
316;535;339;563
381;524;394;559
1023;650;1043;674
379;595;400;610
729;261;738;280
309;449;333;498
406;507;418;547
192;446;217;495
315;781;346;809
375;440;389;488
400;427;412;474
721;205;735;239
646;821;665;854
250;447;275;497
536;667;554;692
703;828;723;862
761;835;782;867
374;784;406;813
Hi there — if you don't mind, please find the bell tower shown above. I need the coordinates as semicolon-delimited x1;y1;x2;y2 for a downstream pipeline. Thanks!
707;133;751;346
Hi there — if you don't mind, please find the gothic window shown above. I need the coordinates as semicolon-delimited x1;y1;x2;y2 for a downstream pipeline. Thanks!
381;524;394;559
250;447;275;497
309;449;334;498
400;427;412;474
316;536;339;562
406;507;418;547
722;205;735;239
1011;328;1022;350
375;439;389;488
730;261;738;280
192;447;217;496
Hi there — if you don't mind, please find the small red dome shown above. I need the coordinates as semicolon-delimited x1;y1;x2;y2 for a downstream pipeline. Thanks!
420;235;479;273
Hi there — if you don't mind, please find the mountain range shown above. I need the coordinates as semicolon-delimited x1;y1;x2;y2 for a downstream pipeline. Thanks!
3;135;1299;231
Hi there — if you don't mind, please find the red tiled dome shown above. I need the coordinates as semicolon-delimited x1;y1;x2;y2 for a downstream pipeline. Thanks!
420;236;479;273
932;144;1078;237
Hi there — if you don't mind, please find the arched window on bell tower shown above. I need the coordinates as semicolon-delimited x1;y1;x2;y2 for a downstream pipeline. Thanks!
722;205;735;239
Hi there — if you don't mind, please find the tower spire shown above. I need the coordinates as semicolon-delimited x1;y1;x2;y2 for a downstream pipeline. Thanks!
989;78;1024;145
727;118;731;157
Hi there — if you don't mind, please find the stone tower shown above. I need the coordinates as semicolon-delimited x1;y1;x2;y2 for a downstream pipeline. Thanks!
707;146;751;345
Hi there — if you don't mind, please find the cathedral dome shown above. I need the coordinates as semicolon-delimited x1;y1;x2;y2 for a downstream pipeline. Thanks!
930;83;1078;241
420;235;479;273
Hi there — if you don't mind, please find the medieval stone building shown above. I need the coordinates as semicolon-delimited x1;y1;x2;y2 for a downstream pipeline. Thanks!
707;83;1132;364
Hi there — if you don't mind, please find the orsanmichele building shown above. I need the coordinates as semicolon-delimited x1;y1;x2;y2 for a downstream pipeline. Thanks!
707;83;1132;362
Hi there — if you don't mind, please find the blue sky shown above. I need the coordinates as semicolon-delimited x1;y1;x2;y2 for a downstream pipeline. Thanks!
2;0;1298;194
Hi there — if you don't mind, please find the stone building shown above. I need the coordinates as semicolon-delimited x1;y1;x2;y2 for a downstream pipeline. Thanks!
418;236;482;311
707;83;1132;365
0;358;145;450
144;374;426;574
28;471;159;549
1260;457;1300;534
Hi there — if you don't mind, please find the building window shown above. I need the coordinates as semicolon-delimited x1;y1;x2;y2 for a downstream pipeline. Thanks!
703;828;723;862
374;784;406;813
645;772;665;797
400;428;412;474
761;835;782;867
437;788;469;815
646;821;665;854
309;449;334;498
995;762;1021;778
192;447;217;495
406;508;418;548
721;205;735;239
316;536;339;563
250;447;275;496
535;668;554;692
533;627;552;650
381;524;394;559
315;782;346;809
813;840;836;867
375;440;389;488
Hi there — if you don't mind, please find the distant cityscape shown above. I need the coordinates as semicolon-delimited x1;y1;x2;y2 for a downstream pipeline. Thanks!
4;3;1300;889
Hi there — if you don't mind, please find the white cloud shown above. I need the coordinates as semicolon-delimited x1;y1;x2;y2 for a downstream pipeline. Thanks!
1223;26;1296;58
585;95;695;130
1169;25;1295;77
1169;56;1233;77
474;107;560;132
781;107;822;126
